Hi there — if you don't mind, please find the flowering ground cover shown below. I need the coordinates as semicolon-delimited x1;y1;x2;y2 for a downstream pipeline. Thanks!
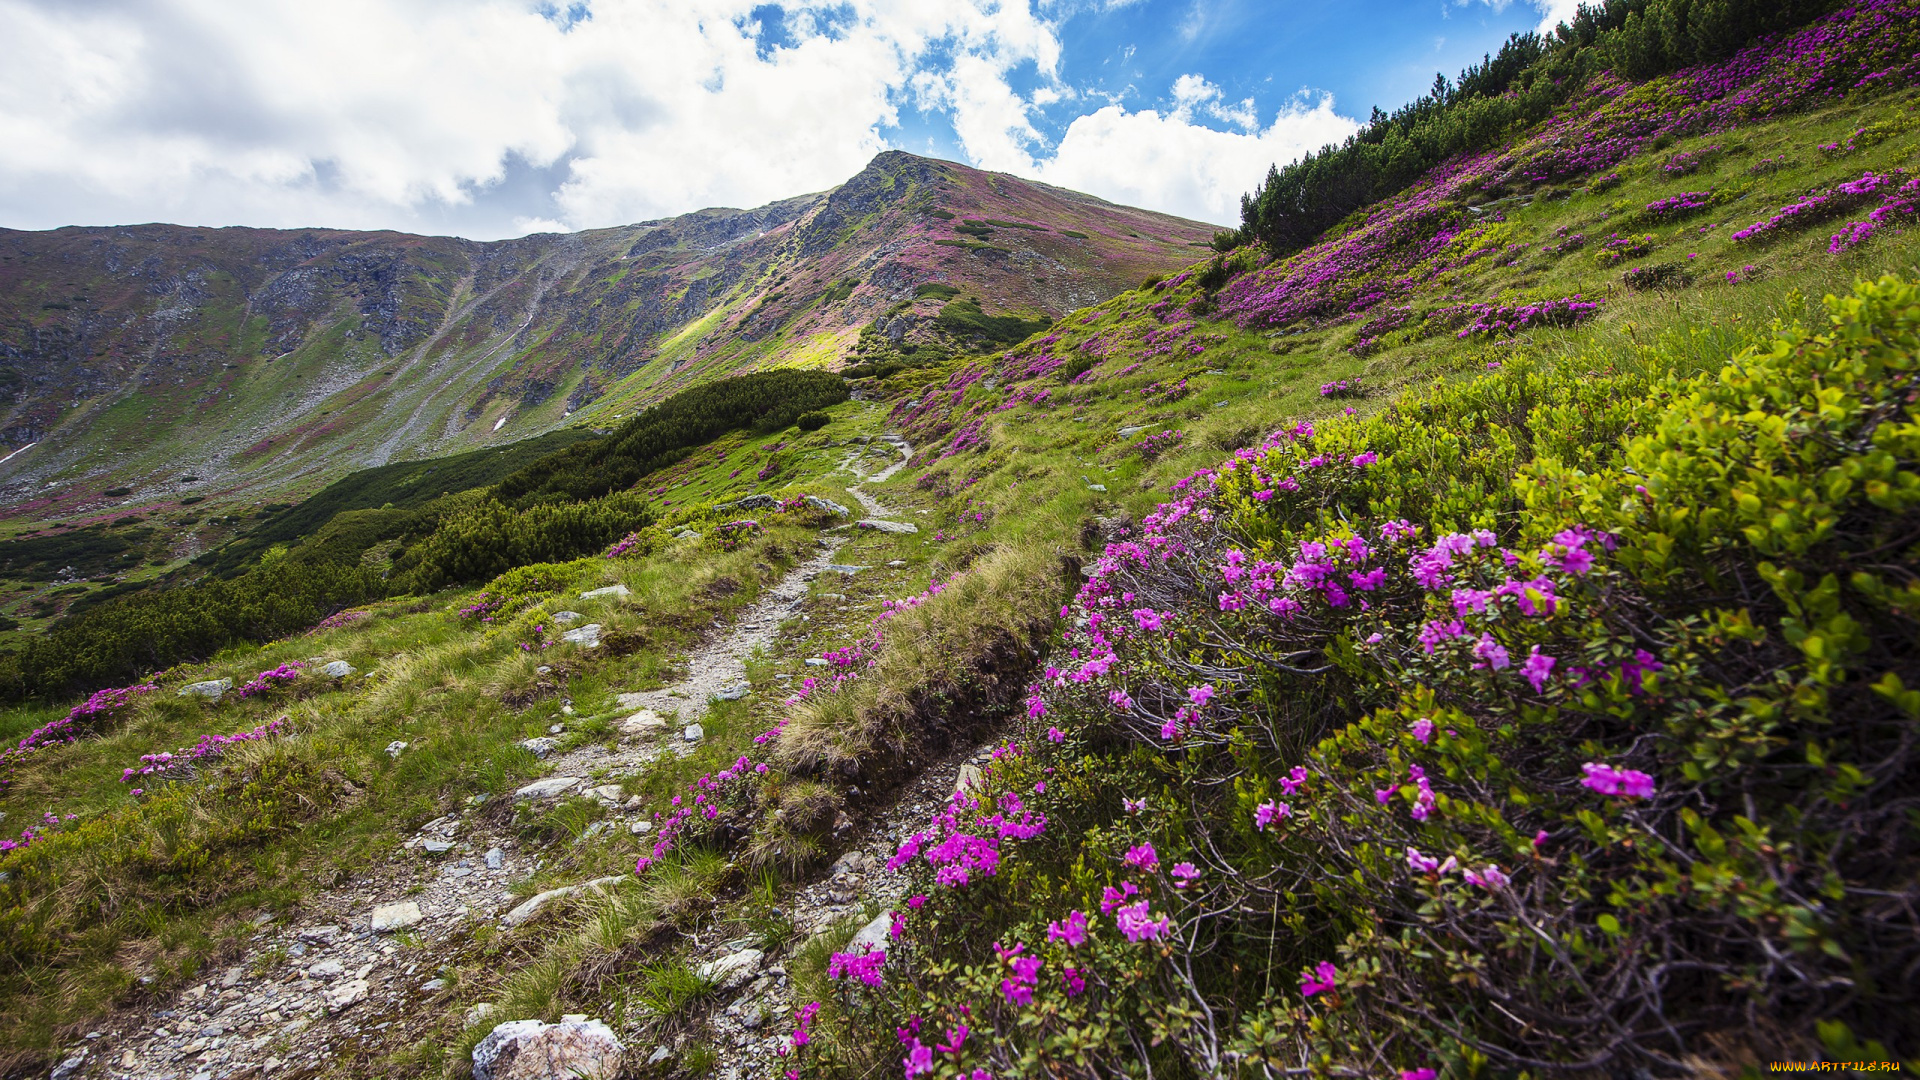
808;274;1920;1076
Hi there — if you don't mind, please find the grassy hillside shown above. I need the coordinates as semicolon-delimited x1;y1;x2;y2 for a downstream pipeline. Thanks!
0;2;1917;1076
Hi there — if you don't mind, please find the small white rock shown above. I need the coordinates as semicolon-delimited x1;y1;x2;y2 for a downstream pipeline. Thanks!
370;901;424;933
579;584;631;600
322;978;369;1012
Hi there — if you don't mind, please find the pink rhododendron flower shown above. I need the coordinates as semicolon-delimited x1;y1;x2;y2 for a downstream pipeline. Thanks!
1409;717;1434;744
1171;861;1201;888
1123;842;1159;871
829;948;886;987
1464;864;1511;890
903;1039;934;1077
1472;633;1511;670
1254;800;1291;830
1521;647;1557;692
1402;1069;1439;1080
1580;762;1656;798
1047;910;1090;946
1114;900;1170;942
1300;960;1339;996
1187;684;1216;707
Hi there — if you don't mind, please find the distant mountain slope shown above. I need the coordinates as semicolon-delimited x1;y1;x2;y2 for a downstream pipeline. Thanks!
0;152;1214;524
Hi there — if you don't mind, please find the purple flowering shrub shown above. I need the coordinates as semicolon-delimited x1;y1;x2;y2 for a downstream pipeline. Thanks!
1219;2;1920;338
0;682;157;793
1134;430;1184;460
1731;168;1907;242
714;519;763;552
304;609;369;635
851;276;1920;1073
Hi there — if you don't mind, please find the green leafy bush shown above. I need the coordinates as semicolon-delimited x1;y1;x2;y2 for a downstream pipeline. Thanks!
391;491;654;594
795;411;831;432
0;560;384;700
855;274;1920;1072
495;370;848;505
934;298;1051;347
202;427;597;575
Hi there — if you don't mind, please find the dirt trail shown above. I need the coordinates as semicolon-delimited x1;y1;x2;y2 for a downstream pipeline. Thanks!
71;431;957;1080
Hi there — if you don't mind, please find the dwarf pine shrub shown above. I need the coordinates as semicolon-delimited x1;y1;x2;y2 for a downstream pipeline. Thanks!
824;274;1920;1075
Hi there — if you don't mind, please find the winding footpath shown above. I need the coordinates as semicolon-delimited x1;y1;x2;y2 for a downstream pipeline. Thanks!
66;431;971;1080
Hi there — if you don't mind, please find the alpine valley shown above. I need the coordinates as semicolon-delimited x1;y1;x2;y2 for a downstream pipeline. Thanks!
3;2;1920;1079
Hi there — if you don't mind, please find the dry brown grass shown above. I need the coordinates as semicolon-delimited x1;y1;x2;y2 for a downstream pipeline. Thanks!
775;541;1064;786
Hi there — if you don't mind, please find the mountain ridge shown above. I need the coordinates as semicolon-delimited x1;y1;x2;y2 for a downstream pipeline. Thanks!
0;151;1214;528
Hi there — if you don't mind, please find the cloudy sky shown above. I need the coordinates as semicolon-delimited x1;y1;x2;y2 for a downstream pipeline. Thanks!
0;0;1576;239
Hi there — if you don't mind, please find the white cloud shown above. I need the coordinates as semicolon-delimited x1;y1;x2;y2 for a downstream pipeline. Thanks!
0;0;1357;238
0;0;1061;238
1454;0;1584;34
1025;80;1357;226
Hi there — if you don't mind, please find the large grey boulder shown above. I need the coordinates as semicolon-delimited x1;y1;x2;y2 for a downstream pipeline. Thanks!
472;1017;622;1080
804;495;850;516
178;678;233;701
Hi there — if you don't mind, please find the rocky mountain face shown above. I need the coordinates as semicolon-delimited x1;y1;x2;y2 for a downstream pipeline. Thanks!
0;152;1215;524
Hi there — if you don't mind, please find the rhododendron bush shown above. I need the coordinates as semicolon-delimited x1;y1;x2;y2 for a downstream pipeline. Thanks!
849;276;1920;1075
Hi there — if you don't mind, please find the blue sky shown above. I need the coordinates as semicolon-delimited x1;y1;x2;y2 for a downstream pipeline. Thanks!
0;1;1570;239
891;0;1546;165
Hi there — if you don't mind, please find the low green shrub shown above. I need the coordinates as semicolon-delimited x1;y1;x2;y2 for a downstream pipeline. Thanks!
496;369;848;505
391;492;654;594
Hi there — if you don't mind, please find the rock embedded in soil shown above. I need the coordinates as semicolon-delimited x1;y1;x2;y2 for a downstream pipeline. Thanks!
856;518;918;534
177;678;233;700
697;948;765;990
560;623;602;647
514;777;581;801
549;610;586;624
322;978;370;1012
322;660;356;678
578;584;630;600
847;911;894;956
370;901;424;932
519;736;560;758
619;709;665;734
472;1016;623;1080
